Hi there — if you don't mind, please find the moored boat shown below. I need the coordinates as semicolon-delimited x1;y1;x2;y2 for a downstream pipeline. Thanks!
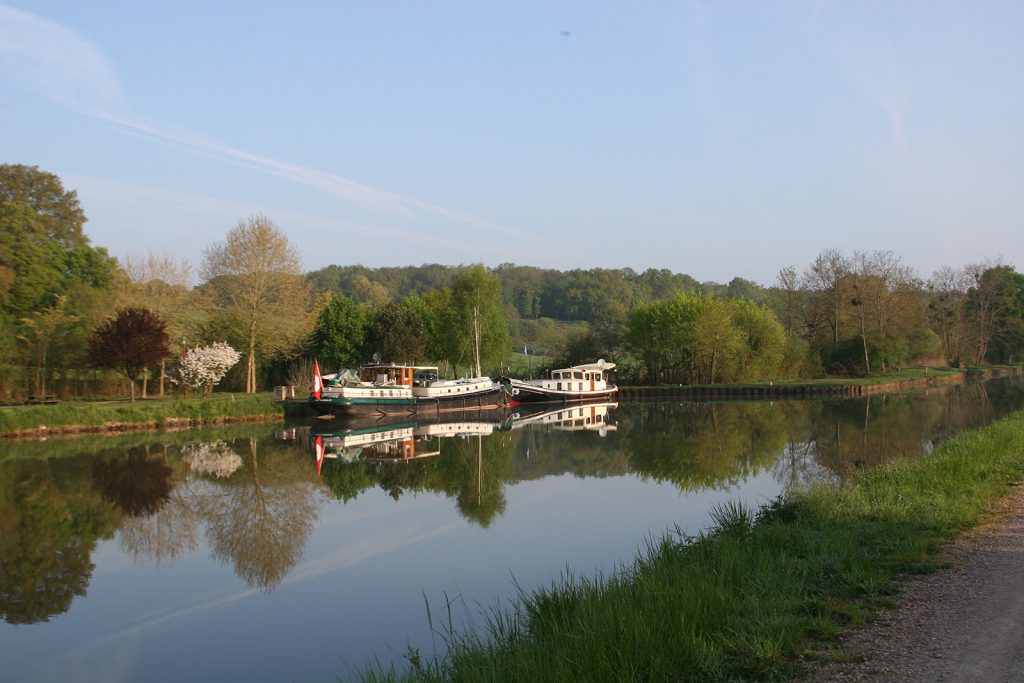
502;360;617;404
311;362;508;417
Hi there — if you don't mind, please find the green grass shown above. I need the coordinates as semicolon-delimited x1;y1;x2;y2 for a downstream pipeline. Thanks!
362;407;1024;682
503;351;553;378
0;392;284;436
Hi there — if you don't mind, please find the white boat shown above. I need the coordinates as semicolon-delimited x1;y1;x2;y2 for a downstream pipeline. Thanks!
503;360;617;404
312;363;508;417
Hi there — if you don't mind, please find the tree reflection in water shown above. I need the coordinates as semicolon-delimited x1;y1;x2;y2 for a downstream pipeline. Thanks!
92;448;173;517
202;436;320;591
0;459;119;624
1;376;1020;622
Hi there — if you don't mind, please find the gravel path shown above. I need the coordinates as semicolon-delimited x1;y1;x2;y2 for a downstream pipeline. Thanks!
802;484;1024;682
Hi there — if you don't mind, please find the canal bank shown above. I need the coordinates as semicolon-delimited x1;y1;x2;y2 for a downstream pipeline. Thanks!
618;365;1022;400
0;393;285;439
803;481;1024;682
362;406;1024;682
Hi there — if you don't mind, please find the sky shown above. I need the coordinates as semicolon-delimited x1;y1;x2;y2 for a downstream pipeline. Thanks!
1;1;1022;286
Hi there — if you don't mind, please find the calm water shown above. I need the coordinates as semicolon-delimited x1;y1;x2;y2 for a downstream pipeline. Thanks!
2;377;1022;682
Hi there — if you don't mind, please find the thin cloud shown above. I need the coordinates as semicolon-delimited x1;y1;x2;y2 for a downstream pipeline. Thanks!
68;175;548;271
0;3;550;245
0;4;123;115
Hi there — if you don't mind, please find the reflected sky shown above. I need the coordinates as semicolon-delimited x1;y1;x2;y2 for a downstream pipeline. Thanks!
1;377;1021;681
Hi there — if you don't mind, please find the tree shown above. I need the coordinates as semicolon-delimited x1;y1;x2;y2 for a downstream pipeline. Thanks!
732;299;786;380
16;295;78;396
365;297;431;364
803;249;852;350
0;167;116;319
966;264;1024;364
174;342;241;397
89;307;170;401
0;164;87;248
200;215;316;393
311;293;367;369
119;250;201;396
928;266;972;366
435;266;510;376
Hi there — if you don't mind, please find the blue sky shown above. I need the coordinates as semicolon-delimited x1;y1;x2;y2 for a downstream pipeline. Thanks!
1;1;1021;285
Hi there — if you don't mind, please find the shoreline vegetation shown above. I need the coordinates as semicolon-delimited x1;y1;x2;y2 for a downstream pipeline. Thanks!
361;407;1024;683
0;365;1019;439
0;393;284;439
619;364;1023;399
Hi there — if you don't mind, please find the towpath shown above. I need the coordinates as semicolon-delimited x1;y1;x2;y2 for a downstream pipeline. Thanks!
803;483;1024;682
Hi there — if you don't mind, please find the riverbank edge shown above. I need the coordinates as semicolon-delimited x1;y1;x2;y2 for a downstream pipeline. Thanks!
0;393;286;439
362;408;1024;682
618;365;1022;400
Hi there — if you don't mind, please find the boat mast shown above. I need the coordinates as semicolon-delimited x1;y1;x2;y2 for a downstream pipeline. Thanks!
473;305;482;378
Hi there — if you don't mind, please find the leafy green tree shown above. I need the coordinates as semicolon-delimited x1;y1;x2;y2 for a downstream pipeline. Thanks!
0;167;116;319
727;276;765;302
0;164;87;247
16;295;79;396
967;265;1024;364
436;265;510;376
311;292;367;369
732;299;786;380
89;307;170;401
365;297;432;364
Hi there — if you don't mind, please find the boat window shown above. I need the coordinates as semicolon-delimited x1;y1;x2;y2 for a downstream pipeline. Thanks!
573;371;583;379
595;372;602;382
557;382;562;391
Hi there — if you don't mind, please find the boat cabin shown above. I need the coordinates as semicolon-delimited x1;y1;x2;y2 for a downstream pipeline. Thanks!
359;364;416;386
541;361;615;393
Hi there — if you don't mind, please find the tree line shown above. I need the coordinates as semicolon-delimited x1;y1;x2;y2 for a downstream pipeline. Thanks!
2;165;1022;399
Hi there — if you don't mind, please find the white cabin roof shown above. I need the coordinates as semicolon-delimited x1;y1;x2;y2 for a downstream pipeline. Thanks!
553;360;615;373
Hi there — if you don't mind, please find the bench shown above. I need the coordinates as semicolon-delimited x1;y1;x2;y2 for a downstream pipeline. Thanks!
26;395;59;405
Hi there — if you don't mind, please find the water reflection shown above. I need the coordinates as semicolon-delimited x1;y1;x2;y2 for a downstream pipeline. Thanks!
0;377;1021;627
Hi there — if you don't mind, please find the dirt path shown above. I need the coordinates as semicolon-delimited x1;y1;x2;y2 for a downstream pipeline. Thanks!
803;484;1024;682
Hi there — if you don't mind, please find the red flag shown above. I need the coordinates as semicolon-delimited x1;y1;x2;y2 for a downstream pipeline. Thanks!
315;436;325;476
313;359;323;400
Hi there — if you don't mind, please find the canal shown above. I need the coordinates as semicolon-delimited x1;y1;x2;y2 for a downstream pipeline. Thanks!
1;376;1021;681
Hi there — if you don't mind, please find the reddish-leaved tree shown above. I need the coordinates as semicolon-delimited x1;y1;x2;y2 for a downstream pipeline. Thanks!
89;307;170;401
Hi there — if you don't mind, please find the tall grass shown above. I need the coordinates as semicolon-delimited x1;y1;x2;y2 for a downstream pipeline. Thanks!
362;409;1024;682
0;393;284;436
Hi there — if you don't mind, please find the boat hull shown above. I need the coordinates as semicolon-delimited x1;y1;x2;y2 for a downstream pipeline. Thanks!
505;380;617;404
312;387;509;418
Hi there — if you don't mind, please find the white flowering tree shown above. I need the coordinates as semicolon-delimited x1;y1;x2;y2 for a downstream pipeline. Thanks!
174;342;241;397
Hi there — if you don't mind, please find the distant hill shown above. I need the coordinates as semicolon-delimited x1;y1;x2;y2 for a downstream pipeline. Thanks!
305;263;760;323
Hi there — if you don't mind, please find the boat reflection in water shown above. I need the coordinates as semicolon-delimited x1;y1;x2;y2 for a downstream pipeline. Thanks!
311;413;509;474
309;401;619;472
509;401;618;434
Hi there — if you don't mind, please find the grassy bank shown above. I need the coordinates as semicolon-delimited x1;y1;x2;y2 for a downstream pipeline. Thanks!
364;407;1024;682
619;364;1022;399
0;392;285;438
